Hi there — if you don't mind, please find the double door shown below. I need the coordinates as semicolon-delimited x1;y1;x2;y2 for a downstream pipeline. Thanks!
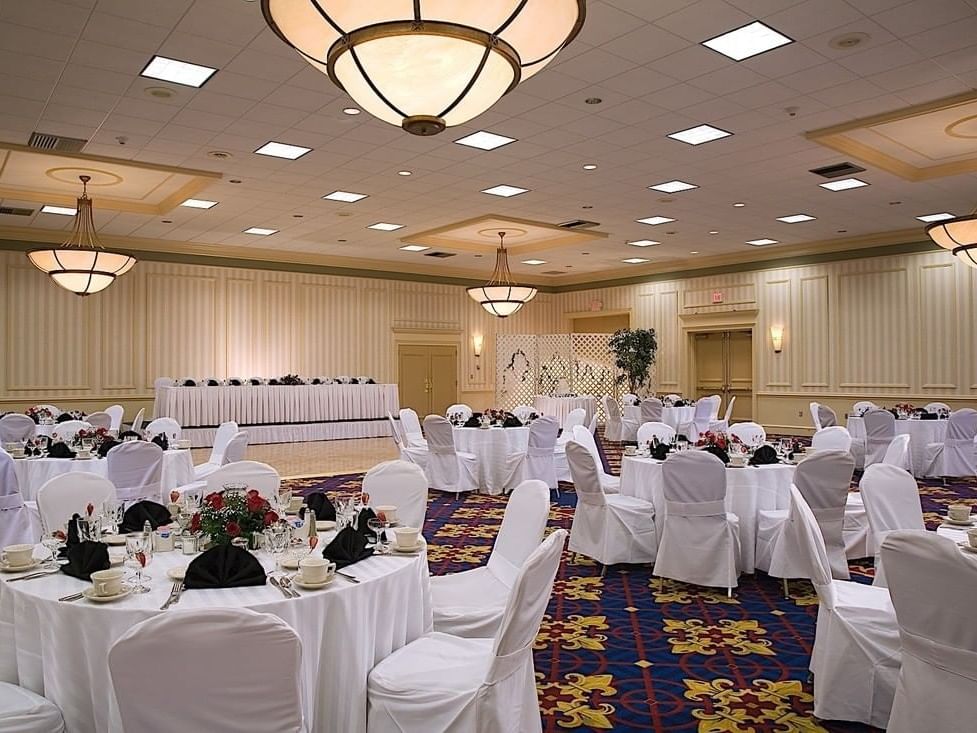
397;344;457;417
693;330;753;422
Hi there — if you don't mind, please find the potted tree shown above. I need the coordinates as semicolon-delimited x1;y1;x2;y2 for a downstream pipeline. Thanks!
608;328;658;394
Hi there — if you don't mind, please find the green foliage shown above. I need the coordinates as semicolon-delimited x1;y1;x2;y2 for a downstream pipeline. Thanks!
607;328;658;393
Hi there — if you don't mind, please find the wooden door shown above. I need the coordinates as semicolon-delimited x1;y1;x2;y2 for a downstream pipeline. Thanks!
693;330;753;422
429;347;458;416
397;344;458;416
693;332;725;401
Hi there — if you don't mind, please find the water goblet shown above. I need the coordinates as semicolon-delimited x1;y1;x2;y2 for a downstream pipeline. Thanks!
41;532;64;569
125;533;152;593
367;517;387;553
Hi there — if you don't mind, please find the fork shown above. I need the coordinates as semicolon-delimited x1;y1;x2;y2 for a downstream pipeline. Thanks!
58;591;85;602
279;575;300;597
7;570;60;583
160;580;182;610
269;576;296;599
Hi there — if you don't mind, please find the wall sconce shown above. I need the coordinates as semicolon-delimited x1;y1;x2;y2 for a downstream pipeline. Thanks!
473;334;483;370
770;326;784;353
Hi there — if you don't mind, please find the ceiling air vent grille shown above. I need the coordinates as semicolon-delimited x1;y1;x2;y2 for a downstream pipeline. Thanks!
27;131;87;153
809;162;865;178
424;251;456;258
0;206;34;216
558;219;600;229
542;270;565;275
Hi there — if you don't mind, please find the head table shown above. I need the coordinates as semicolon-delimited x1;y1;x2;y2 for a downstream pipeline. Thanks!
452;425;529;494
0;540;431;733
533;395;597;429
845;415;947;476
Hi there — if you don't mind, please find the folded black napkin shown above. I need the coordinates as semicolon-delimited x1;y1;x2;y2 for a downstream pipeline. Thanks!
118;430;142;441
311;378;322;385
183;379;196;387
184;545;266;589
268;379;280;385
206;379;220;386
502;415;522;428
151;434;169;451
674;400;688;407
250;378;262;385
921;412;938;420
702;445;730;464
229;379;242;386
463;414;482;428
749;445;779;466
300;492;336;522
356;507;377;535
350;378;359;384
55;412;73;423
365;378;376;384
47;442;76;459
61;540;110;581
650;442;671;461
120;501;171;533
322;527;373;569
97;438;120;458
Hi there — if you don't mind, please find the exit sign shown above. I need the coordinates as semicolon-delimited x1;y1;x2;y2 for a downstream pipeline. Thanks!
711;291;724;304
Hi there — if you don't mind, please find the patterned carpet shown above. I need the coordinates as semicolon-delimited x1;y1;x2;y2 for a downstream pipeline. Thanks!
282;436;977;733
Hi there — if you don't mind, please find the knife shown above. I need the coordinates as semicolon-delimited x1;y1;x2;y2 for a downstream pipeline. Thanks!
6;570;60;583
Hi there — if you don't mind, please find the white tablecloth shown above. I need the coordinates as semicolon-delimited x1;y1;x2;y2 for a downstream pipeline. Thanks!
620;454;796;572
533;395;597;428
846;417;948;476
624;405;696;432
0;541;431;733
452;426;529;494
12;450;194;502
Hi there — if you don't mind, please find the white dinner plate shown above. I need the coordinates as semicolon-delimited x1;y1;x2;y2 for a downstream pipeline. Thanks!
83;585;134;603
166;565;187;581
0;559;42;573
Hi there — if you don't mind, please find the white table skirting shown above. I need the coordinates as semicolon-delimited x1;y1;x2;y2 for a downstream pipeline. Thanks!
0;541;432;733
624;405;696;433
154;384;400;447
846;416;948;476
452;426;529;494
620;455;796;573
533;396;597;428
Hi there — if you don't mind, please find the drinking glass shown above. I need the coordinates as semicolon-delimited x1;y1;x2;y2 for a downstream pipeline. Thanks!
367;517;388;552
184;492;201;515
41;532;64;569
103;499;123;535
267;523;290;555
125;533;152;592
78;516;101;543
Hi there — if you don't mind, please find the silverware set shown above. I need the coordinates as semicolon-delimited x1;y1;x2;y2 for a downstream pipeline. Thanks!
269;575;298;598
160;580;185;610
59;591;85;602
6;570;60;583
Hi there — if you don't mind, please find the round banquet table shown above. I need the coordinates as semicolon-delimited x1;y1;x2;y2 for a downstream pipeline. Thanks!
624;405;696;432
846;416;948;476
533;395;597;428
0;540;432;733
620;454;796;572
11;449;194;503
452;426;529;494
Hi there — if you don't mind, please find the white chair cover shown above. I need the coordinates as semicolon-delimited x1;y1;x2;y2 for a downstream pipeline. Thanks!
368;529;567;733
852;400;877;416
511;405;534;424
145;417;181;440
106;441;164;504
786;484;900;728
0;682;65;733
881;434;911;471
923;401;950;413
621;393;639;406
571;425;619;493
192;420;240;480
601;396;636;442
110;608;304;733
654;450;740;592
810;402;823;431
104;405;124;432
639;398;663;424
681;395;720;437
388;413;428;469
880;531;977;733
399;408;428;448
503;416;559;490
130;407;145;433
812;426;852;452
0;451;34;546
51;420;91;441
566;442;656;566
0;414;35;443
362;460;428;531
386;412;403;446
555;408;586;446
729;421;766;448
818;404;838;428
708;395;736;432
858;464;925;587
422;415;477;494
36;472;115;535
432;479;549;636
921;407;977;478
85;411;111;431
223;431;248;464
446;404;473;422
755;450;854;581
205;461;280;501
635;421;676;447
863;409;895;468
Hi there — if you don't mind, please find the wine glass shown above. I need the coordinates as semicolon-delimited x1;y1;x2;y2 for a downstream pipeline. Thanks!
125;533;152;593
103;499;123;535
276;487;293;516
367;517;387;553
41;531;65;569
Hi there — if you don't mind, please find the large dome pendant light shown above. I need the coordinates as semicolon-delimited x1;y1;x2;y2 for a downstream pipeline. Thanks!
467;231;538;318
27;175;136;296
926;214;977;269
261;1;586;136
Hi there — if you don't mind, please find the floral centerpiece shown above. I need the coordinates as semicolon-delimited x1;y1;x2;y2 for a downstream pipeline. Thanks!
25;405;54;424
483;408;508;425
280;374;305;386
696;431;729;451
191;488;279;548
74;426;111;449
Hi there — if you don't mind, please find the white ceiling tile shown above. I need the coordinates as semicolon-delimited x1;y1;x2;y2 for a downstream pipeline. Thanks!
766;0;864;40
656;0;755;43
873;0;975;37
603;25;690;64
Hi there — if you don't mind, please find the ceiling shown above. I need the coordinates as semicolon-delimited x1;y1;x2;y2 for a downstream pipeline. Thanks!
1;0;976;286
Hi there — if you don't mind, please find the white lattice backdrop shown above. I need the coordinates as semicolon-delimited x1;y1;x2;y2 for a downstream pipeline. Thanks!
496;334;537;411
535;335;571;397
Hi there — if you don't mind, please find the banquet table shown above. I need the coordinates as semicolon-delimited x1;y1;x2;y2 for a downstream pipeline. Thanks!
452;426;529;494
533;395;597;428
620;454;796;572
624;405;696;433
154;383;400;447
846;416;948;476
0;540;431;733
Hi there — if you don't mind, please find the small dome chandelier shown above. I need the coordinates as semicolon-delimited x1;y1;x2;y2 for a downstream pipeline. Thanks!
260;0;586;136
467;231;537;318
27;175;136;295
926;214;977;269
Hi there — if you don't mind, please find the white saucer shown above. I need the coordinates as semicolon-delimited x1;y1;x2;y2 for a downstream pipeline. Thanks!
957;542;977;554
0;559;41;573
944;516;975;526
278;553;304;570
83;584;133;603
103;535;127;546
392;542;423;554
166;565;187;581
315;520;336;531
292;574;335;589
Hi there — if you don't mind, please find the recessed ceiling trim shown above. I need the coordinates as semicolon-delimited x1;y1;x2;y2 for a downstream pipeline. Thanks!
404;214;608;254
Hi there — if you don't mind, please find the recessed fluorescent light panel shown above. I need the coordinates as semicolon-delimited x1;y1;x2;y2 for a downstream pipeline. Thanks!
254;141;312;160
583;164;598;170
140;55;217;87
180;198;218;209
400;245;429;252
522;259;547;265
667;124;732;145
481;184;529;197
636;216;675;226
40;205;76;215
916;212;955;223
244;227;278;236
819;178;869;191
649;180;698;193
777;213;815;223
453;130;517;150
628;240;660;247
323;191;368;203
622;258;650;264
368;222;404;231
746;238;778;246
702;21;793;61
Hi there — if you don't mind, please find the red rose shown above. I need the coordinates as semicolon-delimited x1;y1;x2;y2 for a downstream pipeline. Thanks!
263;510;279;527
246;493;266;513
190;513;201;533
205;492;223;510
246;489;260;499
225;520;241;537
53;530;66;541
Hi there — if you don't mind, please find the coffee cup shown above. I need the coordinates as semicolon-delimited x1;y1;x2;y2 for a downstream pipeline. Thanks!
1;544;34;567
76;449;91;459
948;503;972;522
394;527;421;549
9;446;25;458
624;446;636;456
91;568;124;596
375;505;398;524
298;556;334;584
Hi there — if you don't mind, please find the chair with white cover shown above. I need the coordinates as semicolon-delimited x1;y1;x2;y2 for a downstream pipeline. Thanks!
858;464;925;588
635;421;676;447
785;484;900;729
639;398;663;424
923;401;950;413
664;394;682;404
130;407;145;433
511;404;534;424
362;460;428;531
679;395;720;439
862;409;895;468
367;528;567;733
51;420;91;441
621;393;639;406
920;407;977;478
755;450;855;592
502;416;559;491
601;396;636;442
205;461;280;502
571;425;619;493
810;402;823;431
708;395;735;433
36;473;115;535
881;434;911;471
445;403;473;423
432;479;549;637
145;417;181;440
0;413;35;443
812;426;852;452
110;608;303;733
567;442;656;570
104;404;124;432
852;400;877;416
222;431;248;464
106;441;164;504
818;404;838;428
399;408;428;448
0;683;65;733
554;407;586;483
85;411;112;430
192;421;240;480
880;531;977;733
422;415;477;497
387;413;427;470
654;450;741;595
729;421;766;448
0;451;34;546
